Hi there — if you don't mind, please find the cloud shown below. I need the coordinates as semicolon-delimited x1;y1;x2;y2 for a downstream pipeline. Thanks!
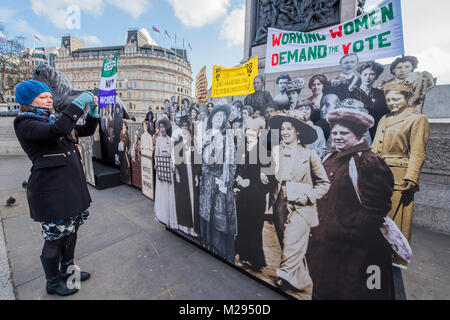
0;8;17;25
364;0;450;85
30;0;78;29
108;0;150;19
14;19;59;46
166;0;230;27
80;35;102;46
219;4;245;48
29;0;150;29
139;28;158;45
414;47;450;85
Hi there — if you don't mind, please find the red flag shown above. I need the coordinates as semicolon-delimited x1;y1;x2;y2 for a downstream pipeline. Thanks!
152;26;160;33
34;34;41;41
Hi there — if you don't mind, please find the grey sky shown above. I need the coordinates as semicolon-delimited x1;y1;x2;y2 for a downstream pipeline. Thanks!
366;0;450;84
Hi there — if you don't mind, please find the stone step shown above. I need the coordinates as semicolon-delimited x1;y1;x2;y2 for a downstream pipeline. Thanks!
414;181;450;234
0;118;16;137
0;138;25;156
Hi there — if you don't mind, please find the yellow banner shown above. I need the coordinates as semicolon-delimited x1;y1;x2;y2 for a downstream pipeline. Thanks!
211;56;258;98
195;66;208;103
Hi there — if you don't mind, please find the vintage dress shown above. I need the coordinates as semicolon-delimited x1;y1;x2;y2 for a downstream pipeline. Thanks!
269;143;330;291
234;141;271;270
371;107;430;265
131;137;142;188
350;86;390;140
154;135;178;229
119;129;131;184
199;131;237;263
14;104;98;222
173;134;198;237
307;141;395;300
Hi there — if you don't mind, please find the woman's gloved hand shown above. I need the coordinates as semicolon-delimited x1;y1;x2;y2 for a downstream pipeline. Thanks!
88;96;99;118
72;92;95;110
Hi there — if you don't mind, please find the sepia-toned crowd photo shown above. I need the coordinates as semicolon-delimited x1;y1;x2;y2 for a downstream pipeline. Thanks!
88;54;433;300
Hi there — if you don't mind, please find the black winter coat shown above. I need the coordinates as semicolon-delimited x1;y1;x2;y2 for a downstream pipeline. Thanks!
14;104;99;222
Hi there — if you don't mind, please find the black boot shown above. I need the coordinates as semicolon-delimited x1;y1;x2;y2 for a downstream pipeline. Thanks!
40;256;78;296
60;259;91;282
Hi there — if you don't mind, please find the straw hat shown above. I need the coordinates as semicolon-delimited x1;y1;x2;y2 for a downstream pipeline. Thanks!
269;109;317;144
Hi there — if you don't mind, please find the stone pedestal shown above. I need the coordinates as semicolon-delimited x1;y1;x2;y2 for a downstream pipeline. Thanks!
243;0;358;70
242;0;359;98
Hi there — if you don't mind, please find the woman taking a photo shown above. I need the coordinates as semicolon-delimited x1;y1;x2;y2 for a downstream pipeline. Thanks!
14;80;99;296
307;107;395;300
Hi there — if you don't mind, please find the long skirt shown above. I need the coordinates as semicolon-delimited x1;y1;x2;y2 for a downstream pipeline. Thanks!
235;192;266;269
176;163;198;237
200;215;235;264
276;208;312;292
154;177;178;229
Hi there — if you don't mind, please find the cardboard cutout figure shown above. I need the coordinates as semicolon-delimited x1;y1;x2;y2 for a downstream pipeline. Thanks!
141;121;155;200
377;56;435;113
372;81;430;267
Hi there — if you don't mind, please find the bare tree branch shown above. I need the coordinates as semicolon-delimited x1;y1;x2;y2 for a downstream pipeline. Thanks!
0;24;32;103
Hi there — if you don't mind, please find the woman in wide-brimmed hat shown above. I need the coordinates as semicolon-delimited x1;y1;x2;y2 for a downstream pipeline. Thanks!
307;107;395;300
154;116;178;229
198;104;237;263
267;110;330;296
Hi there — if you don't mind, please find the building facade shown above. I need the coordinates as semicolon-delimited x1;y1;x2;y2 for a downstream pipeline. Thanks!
55;29;193;112
1;47;57;110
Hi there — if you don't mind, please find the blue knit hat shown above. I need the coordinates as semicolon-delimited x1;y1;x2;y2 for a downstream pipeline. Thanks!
15;80;52;106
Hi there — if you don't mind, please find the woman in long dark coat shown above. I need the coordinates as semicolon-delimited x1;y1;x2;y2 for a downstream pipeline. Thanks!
14;80;98;296
234;120;271;272
307;107;395;300
173;116;198;237
119;122;131;184
131;131;142;188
